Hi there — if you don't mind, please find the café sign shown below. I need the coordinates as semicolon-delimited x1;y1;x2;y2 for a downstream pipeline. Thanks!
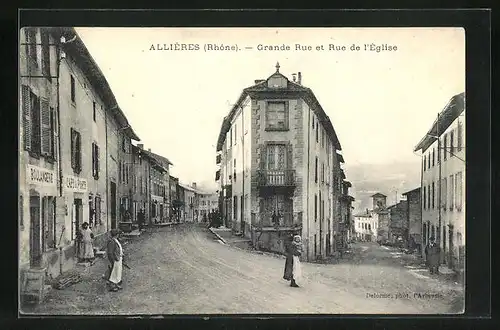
64;175;88;193
26;165;56;187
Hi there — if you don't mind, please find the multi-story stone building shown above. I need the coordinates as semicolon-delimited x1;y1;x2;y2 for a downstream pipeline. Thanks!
131;144;150;223
402;187;422;251
387;200;408;244
179;183;196;222
19;27;140;279
169;175;182;222
414;92;465;273
215;64;348;261
338;179;355;249
198;192;219;221
353;210;377;242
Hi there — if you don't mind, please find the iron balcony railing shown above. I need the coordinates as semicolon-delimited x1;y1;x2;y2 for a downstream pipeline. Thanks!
259;211;294;227
257;169;296;187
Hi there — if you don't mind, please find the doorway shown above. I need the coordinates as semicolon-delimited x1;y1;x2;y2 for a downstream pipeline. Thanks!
240;195;244;235
448;225;454;269
29;194;42;268
110;181;117;229
73;199;83;257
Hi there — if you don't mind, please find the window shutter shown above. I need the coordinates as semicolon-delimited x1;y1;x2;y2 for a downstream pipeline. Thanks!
284;101;289;129
96;145;100;178
22;85;32;151
92;143;96;177
70;128;75;170
40;97;51;156
260;144;267;170
287;143;293;170
76;131;82;173
31;93;41;154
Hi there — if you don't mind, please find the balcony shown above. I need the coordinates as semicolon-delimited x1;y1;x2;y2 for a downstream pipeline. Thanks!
257;170;296;187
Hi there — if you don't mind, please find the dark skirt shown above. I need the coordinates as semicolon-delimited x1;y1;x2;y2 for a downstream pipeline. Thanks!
283;254;293;281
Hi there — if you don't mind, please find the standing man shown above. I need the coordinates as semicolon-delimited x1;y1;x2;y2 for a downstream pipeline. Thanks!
137;208;145;231
425;236;440;274
106;229;124;292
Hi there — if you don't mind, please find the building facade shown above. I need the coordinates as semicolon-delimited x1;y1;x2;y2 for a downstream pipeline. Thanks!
198;192;219;221
215;64;349;261
387;200;408;244
169;175;182;222
19;27;140;279
179;184;196;222
353;210;378;242
414;92;465;273
402;187;422;251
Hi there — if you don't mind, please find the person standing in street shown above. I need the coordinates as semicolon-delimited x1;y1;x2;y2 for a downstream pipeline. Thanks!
425;236;440;274
137;208;145;231
106;229;124;292
283;233;303;287
78;222;95;263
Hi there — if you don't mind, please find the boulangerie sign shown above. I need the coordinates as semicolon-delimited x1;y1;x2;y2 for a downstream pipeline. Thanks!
26;164;56;187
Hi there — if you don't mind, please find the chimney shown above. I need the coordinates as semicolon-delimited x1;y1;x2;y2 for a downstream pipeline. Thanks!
192;182;197;189
254;79;265;84
298;72;302;85
148;148;151;152
137;144;144;149
292;73;297;82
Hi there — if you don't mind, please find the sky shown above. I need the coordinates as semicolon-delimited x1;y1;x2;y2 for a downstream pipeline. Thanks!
75;27;465;191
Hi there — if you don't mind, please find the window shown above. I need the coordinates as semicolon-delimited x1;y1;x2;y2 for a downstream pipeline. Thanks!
450;130;455;154
442;178;447;210
266;144;286;170
427;185;431;210
234;123;237;145
122;136;127;152
93;101;97;122
443;134;448;161
314;194;318;222
266;101;288;130
423;155;426;171
316;122;319;142
25;28;38;65
20;195;24;230
70;128;82;173
315;157;318;183
233;159;237;182
233;195;238;221
457;121;463;151
70;75;76;103
229;128;232;146
449;175;454;210
92;143;100;179
432;148;435;167
41;29;51;79
428;151;431;168
312;115;315;128
431;182;435;209
456;172;463;211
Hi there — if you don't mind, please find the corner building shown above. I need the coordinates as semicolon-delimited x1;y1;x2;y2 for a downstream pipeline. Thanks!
215;64;349;261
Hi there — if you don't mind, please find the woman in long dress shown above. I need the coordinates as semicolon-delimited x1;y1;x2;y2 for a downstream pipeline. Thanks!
283;234;303;287
78;222;95;262
106;229;124;292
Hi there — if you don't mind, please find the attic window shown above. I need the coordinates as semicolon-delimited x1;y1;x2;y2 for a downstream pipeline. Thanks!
267;76;287;88
265;101;289;131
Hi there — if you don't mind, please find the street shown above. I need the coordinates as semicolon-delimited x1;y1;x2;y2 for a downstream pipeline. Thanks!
23;224;464;315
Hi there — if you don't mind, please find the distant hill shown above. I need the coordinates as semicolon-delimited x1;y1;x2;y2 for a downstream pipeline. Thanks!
344;160;421;214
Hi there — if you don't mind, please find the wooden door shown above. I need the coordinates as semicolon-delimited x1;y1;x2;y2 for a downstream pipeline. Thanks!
29;195;42;268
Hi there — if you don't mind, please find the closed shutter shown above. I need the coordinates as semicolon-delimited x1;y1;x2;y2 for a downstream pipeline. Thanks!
284;101;289;129
31;92;41;154
260;144;267;170
92;143;95;177
40;97;51;156
96;144;100;179
22;85;32;151
76;131;82;173
70;128;76;171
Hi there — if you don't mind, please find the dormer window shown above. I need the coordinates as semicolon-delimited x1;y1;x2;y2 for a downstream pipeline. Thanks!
267;76;287;88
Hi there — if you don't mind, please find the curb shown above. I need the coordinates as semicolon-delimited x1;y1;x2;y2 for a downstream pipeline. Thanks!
208;228;227;245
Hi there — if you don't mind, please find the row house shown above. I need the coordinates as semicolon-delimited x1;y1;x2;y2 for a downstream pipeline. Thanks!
19;27;140;280
414;92;465;273
353;210;378;242
215;64;349;261
353;193;387;242
178;183;196;222
141;148;171;224
198;192;219;221
338;178;355;249
387;200;409;244
169;175;182;222
402;187;422;251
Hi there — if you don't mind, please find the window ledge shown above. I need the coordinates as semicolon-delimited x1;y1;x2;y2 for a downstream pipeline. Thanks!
265;127;289;132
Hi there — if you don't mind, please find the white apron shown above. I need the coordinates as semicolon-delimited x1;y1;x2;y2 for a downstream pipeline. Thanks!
292;255;302;282
109;238;123;284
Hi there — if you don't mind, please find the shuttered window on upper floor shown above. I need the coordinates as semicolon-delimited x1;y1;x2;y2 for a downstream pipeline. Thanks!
22;85;55;161
92;142;100;179
70;128;82;174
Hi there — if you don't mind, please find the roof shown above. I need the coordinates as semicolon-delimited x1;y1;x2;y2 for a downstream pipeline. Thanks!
55;27;140;141
414;92;465;152
132;146;172;170
371;193;387;198
336;151;345;163
178;183;197;193
343;180;352;188
216;65;342;152
402;187;421;195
